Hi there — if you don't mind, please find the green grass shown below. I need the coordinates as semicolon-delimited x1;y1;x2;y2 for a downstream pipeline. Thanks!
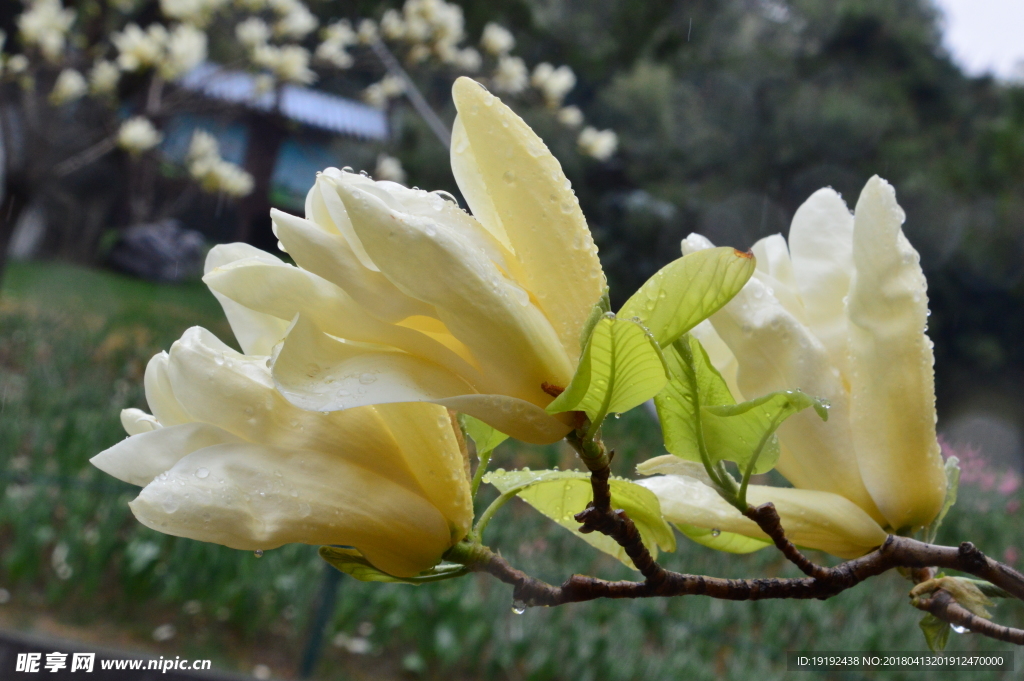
0;260;1021;680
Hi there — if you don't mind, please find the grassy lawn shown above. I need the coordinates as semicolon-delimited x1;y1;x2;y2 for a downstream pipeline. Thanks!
0;260;1021;680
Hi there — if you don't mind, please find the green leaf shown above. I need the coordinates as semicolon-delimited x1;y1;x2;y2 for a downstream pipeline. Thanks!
619;247;756;347
579;287;611;350
676;523;771;554
319;546;468;584
703;389;828;476
925;455;961;543
919;614;951;652
547;315;669;435
654;336;735;463
483;469;676;569
458;413;508;459
654;335;827;490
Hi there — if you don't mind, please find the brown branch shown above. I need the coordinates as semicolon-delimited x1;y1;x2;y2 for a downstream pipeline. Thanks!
913;590;1024;645
744;502;836;581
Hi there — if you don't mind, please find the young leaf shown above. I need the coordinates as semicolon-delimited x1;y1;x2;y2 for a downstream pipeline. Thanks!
619;247;756;347
654;336;734;464
676;523;771;554
458;413;509;459
579;287;611;350
483;469;676;569
919;613;951;652
319;546;468;584
925;455;961;543
702;389;829;476
547;315;669;435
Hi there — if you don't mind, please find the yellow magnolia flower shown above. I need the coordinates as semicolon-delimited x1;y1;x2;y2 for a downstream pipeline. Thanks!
206;77;605;444
639;176;947;558
91;247;473;578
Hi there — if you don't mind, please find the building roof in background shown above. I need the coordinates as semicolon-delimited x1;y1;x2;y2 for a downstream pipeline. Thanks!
179;63;388;140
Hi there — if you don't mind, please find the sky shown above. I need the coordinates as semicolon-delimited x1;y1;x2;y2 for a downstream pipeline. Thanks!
932;0;1024;80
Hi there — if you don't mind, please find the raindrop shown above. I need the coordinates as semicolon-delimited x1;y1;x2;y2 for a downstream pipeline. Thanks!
359;373;376;385
710;529;721;537
503;170;516;185
511;599;527;615
359;170;370;177
194;468;210;479
951;624;967;634
341;166;354;173
614;413;621;419
433;190;459;206
253;549;264;558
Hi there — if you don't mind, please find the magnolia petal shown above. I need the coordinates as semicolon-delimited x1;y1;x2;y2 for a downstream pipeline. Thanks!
451;77;606;361
129;443;454;577
305;172;379;271
333;179;573;401
143;352;191;427
847;176;946;530
639;475;888;559
120;408;160;435
271;314;570;444
787;188;855;376
750;234;806;323
91;422;243;487
270;208;435;323
204;257;483;385
204;245;291;356
683;235;884;524
374;403;474;540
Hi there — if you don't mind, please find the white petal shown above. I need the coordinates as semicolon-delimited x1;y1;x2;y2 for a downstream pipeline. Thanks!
787;188;855;375
129;442;454;577
271;208;435;323
204;245;291;355
91;422;242;486
639;475;888;559
451;77;606;361
271;314;571;444
305;172;379;271
204;257;483;384
120;408;160;435
847;176;946;530
143;352;191;427
333;179;574;401
750;233;806;323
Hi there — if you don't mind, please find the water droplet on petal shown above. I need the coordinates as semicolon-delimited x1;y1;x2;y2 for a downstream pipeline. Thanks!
503;170;516;185
195;468;210;479
359;373;376;385
254;549;264;558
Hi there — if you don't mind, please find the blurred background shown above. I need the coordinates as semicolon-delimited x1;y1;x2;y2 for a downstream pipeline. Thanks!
1;0;1023;679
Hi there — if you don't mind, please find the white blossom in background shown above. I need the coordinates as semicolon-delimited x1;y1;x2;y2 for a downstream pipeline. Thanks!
491;55;527;94
6;55;29;76
113;23;169;72
577;126;618;161
374;154;406;184
253;73;275;95
362;74;405;109
49;67;87;105
159;0;229;26
452;47;481;72
380;9;406;40
531;62;576;107
186;129;254;197
253;44;315;84
17;0;76;63
117;117;163;155
274;2;318;40
480;22;514;56
160;24;207;80
315;20;356;69
235;17;270;49
557;105;583;127
89;60;121;96
356;19;378;45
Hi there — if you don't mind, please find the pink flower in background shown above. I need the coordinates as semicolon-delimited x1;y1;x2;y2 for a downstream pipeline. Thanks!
1004;546;1019;566
940;436;1021;496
